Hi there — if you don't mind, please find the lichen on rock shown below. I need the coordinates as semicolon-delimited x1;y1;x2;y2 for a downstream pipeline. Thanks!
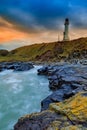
49;92;87;125
61;125;87;130
14;92;87;130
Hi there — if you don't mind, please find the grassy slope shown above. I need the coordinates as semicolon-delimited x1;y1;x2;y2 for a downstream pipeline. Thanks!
0;37;87;62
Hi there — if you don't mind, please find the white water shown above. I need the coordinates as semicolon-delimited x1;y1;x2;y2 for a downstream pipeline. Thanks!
0;66;51;130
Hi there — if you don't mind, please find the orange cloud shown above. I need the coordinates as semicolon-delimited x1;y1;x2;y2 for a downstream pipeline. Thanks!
0;17;32;43
0;27;30;43
0;17;87;45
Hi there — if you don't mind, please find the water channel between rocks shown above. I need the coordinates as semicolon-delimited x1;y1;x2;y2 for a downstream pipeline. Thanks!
0;65;51;130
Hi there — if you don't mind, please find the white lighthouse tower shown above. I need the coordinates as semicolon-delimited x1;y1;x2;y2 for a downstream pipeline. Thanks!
63;18;70;41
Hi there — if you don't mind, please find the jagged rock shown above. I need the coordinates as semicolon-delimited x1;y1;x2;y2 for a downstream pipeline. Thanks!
41;84;74;111
39;64;87;110
48;65;87;90
0;62;34;71
80;60;87;65
14;92;87;130
37;65;55;76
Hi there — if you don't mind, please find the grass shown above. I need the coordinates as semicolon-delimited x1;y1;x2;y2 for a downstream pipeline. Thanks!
0;37;87;62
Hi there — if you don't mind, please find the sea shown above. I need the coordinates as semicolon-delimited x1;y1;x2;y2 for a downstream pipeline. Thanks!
0;66;51;130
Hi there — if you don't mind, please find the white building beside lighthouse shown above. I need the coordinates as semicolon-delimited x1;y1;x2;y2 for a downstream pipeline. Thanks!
63;18;70;41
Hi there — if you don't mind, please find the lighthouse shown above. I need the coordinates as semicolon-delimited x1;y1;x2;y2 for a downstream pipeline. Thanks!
63;18;70;41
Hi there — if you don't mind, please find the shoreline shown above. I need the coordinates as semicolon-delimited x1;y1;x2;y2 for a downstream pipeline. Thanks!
0;60;87;129
0;58;87;66
14;61;87;130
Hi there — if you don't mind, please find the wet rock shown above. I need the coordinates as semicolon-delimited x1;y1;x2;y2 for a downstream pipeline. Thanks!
13;62;34;71
49;65;87;91
39;64;87;91
80;60;87;65
41;85;74;111
37;66;49;75
0;62;34;71
37;65;55;76
39;63;87;110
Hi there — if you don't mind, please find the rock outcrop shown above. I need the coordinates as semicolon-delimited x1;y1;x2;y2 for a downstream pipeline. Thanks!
14;63;87;130
14;92;87;130
68;49;87;59
38;63;87;110
0;62;34;72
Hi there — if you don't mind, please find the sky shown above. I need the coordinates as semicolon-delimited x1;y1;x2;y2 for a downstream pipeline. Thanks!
0;0;87;50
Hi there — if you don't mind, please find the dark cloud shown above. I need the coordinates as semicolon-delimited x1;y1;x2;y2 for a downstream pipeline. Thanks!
0;0;87;33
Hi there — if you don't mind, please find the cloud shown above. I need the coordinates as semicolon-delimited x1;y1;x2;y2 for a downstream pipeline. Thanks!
0;0;70;32
0;16;13;28
0;40;31;50
67;1;87;29
0;0;87;36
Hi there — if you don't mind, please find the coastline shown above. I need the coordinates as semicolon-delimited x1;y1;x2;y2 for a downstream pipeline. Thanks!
0;59;87;129
13;60;87;130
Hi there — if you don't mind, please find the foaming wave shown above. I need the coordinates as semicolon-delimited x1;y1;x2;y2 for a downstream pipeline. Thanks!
0;65;50;130
5;78;22;84
11;84;23;94
0;70;13;76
